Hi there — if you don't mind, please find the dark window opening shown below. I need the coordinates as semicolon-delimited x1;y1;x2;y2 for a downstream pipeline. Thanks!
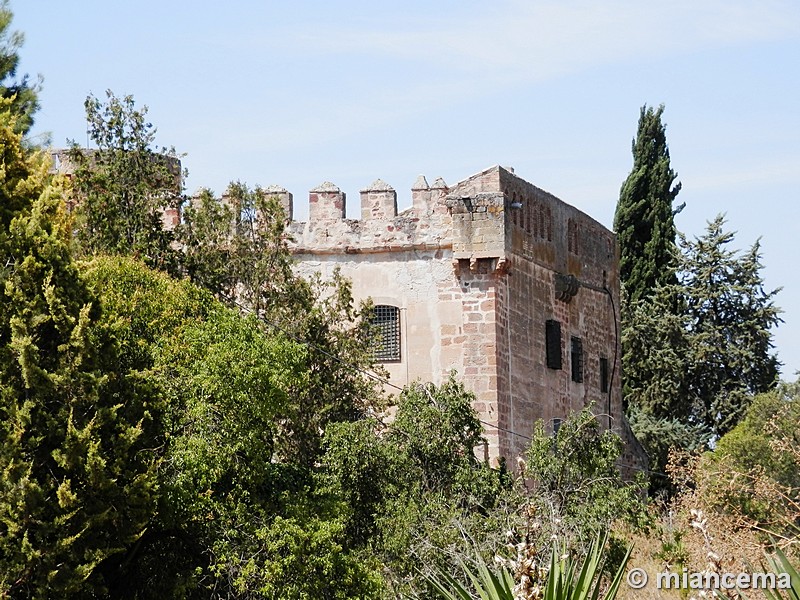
600;357;609;393
571;336;583;383
545;319;562;370
371;305;401;362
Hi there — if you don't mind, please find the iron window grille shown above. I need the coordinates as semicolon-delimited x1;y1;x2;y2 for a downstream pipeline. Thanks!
371;305;401;362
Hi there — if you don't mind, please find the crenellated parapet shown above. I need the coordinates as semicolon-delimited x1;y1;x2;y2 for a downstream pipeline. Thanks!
275;176;455;255
309;181;345;221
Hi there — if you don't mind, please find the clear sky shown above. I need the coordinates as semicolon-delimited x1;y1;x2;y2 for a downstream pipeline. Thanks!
13;1;800;379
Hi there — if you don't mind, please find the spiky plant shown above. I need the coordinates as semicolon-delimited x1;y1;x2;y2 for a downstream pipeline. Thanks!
425;531;632;600
761;547;800;600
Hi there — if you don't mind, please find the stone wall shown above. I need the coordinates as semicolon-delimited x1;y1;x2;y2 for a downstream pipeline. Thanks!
492;169;624;461
282;166;646;472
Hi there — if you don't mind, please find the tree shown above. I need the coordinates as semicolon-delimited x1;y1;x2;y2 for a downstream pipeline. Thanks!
180;181;296;315
0;0;40;134
614;104;682;304
704;382;800;536
0;103;162;597
178;187;235;300
69;90;183;272
319;377;516;597
79;256;386;597
624;217;782;484
180;183;382;467
679;215;781;438
522;407;648;542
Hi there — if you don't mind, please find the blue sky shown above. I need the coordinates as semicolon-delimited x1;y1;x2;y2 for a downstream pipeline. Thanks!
14;1;800;379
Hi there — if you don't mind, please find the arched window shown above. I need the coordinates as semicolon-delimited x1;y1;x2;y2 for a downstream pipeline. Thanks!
371;305;401;362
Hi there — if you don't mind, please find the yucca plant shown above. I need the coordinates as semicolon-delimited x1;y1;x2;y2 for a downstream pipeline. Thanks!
426;556;515;600
761;547;800;600
425;531;632;600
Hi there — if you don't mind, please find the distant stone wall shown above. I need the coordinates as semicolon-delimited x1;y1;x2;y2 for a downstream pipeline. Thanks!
492;170;625;462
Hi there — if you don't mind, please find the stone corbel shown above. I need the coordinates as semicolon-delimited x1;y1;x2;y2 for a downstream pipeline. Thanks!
494;257;510;275
555;273;579;302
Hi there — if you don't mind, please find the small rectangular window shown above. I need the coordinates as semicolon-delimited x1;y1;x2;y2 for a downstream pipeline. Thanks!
371;305;401;362
600;357;609;393
570;336;583;383
545;320;562;370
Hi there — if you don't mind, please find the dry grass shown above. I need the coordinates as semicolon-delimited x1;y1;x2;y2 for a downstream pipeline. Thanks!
616;448;798;600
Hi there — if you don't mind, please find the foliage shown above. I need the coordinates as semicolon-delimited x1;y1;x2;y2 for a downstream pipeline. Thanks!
522;407;649;544
625;405;706;492
178;187;235;301
624;216;782;484
68;90;183;272
426;551;515;600
678;216;782;438
696;383;800;542
0;105;161;597
713;382;800;490
320;376;515;598
180;182;294;313
181;182;382;466
390;376;487;491
321;396;646;598
614;103;682;305
761;546;800;600
80;256;383;598
0;1;40;134
541;532;632;600
425;531;632;600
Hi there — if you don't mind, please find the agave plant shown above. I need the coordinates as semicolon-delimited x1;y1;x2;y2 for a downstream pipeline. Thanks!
426;531;632;600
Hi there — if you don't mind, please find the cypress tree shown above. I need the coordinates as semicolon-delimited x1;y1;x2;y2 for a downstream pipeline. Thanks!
614;104;682;304
0;100;161;597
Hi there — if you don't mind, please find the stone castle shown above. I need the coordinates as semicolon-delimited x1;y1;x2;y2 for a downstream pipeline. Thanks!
267;165;645;470
51;150;645;471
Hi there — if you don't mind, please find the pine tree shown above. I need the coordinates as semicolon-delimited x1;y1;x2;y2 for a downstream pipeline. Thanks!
0;100;161;597
624;216;782;483
679;215;781;438
614;104;682;304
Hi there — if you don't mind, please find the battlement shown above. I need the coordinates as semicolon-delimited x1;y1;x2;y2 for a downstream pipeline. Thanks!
274;175;455;255
264;165;616;278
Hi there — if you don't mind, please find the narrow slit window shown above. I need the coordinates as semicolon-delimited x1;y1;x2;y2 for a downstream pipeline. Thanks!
371;305;401;362
600;357;609;393
545;319;562;370
571;336;583;383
